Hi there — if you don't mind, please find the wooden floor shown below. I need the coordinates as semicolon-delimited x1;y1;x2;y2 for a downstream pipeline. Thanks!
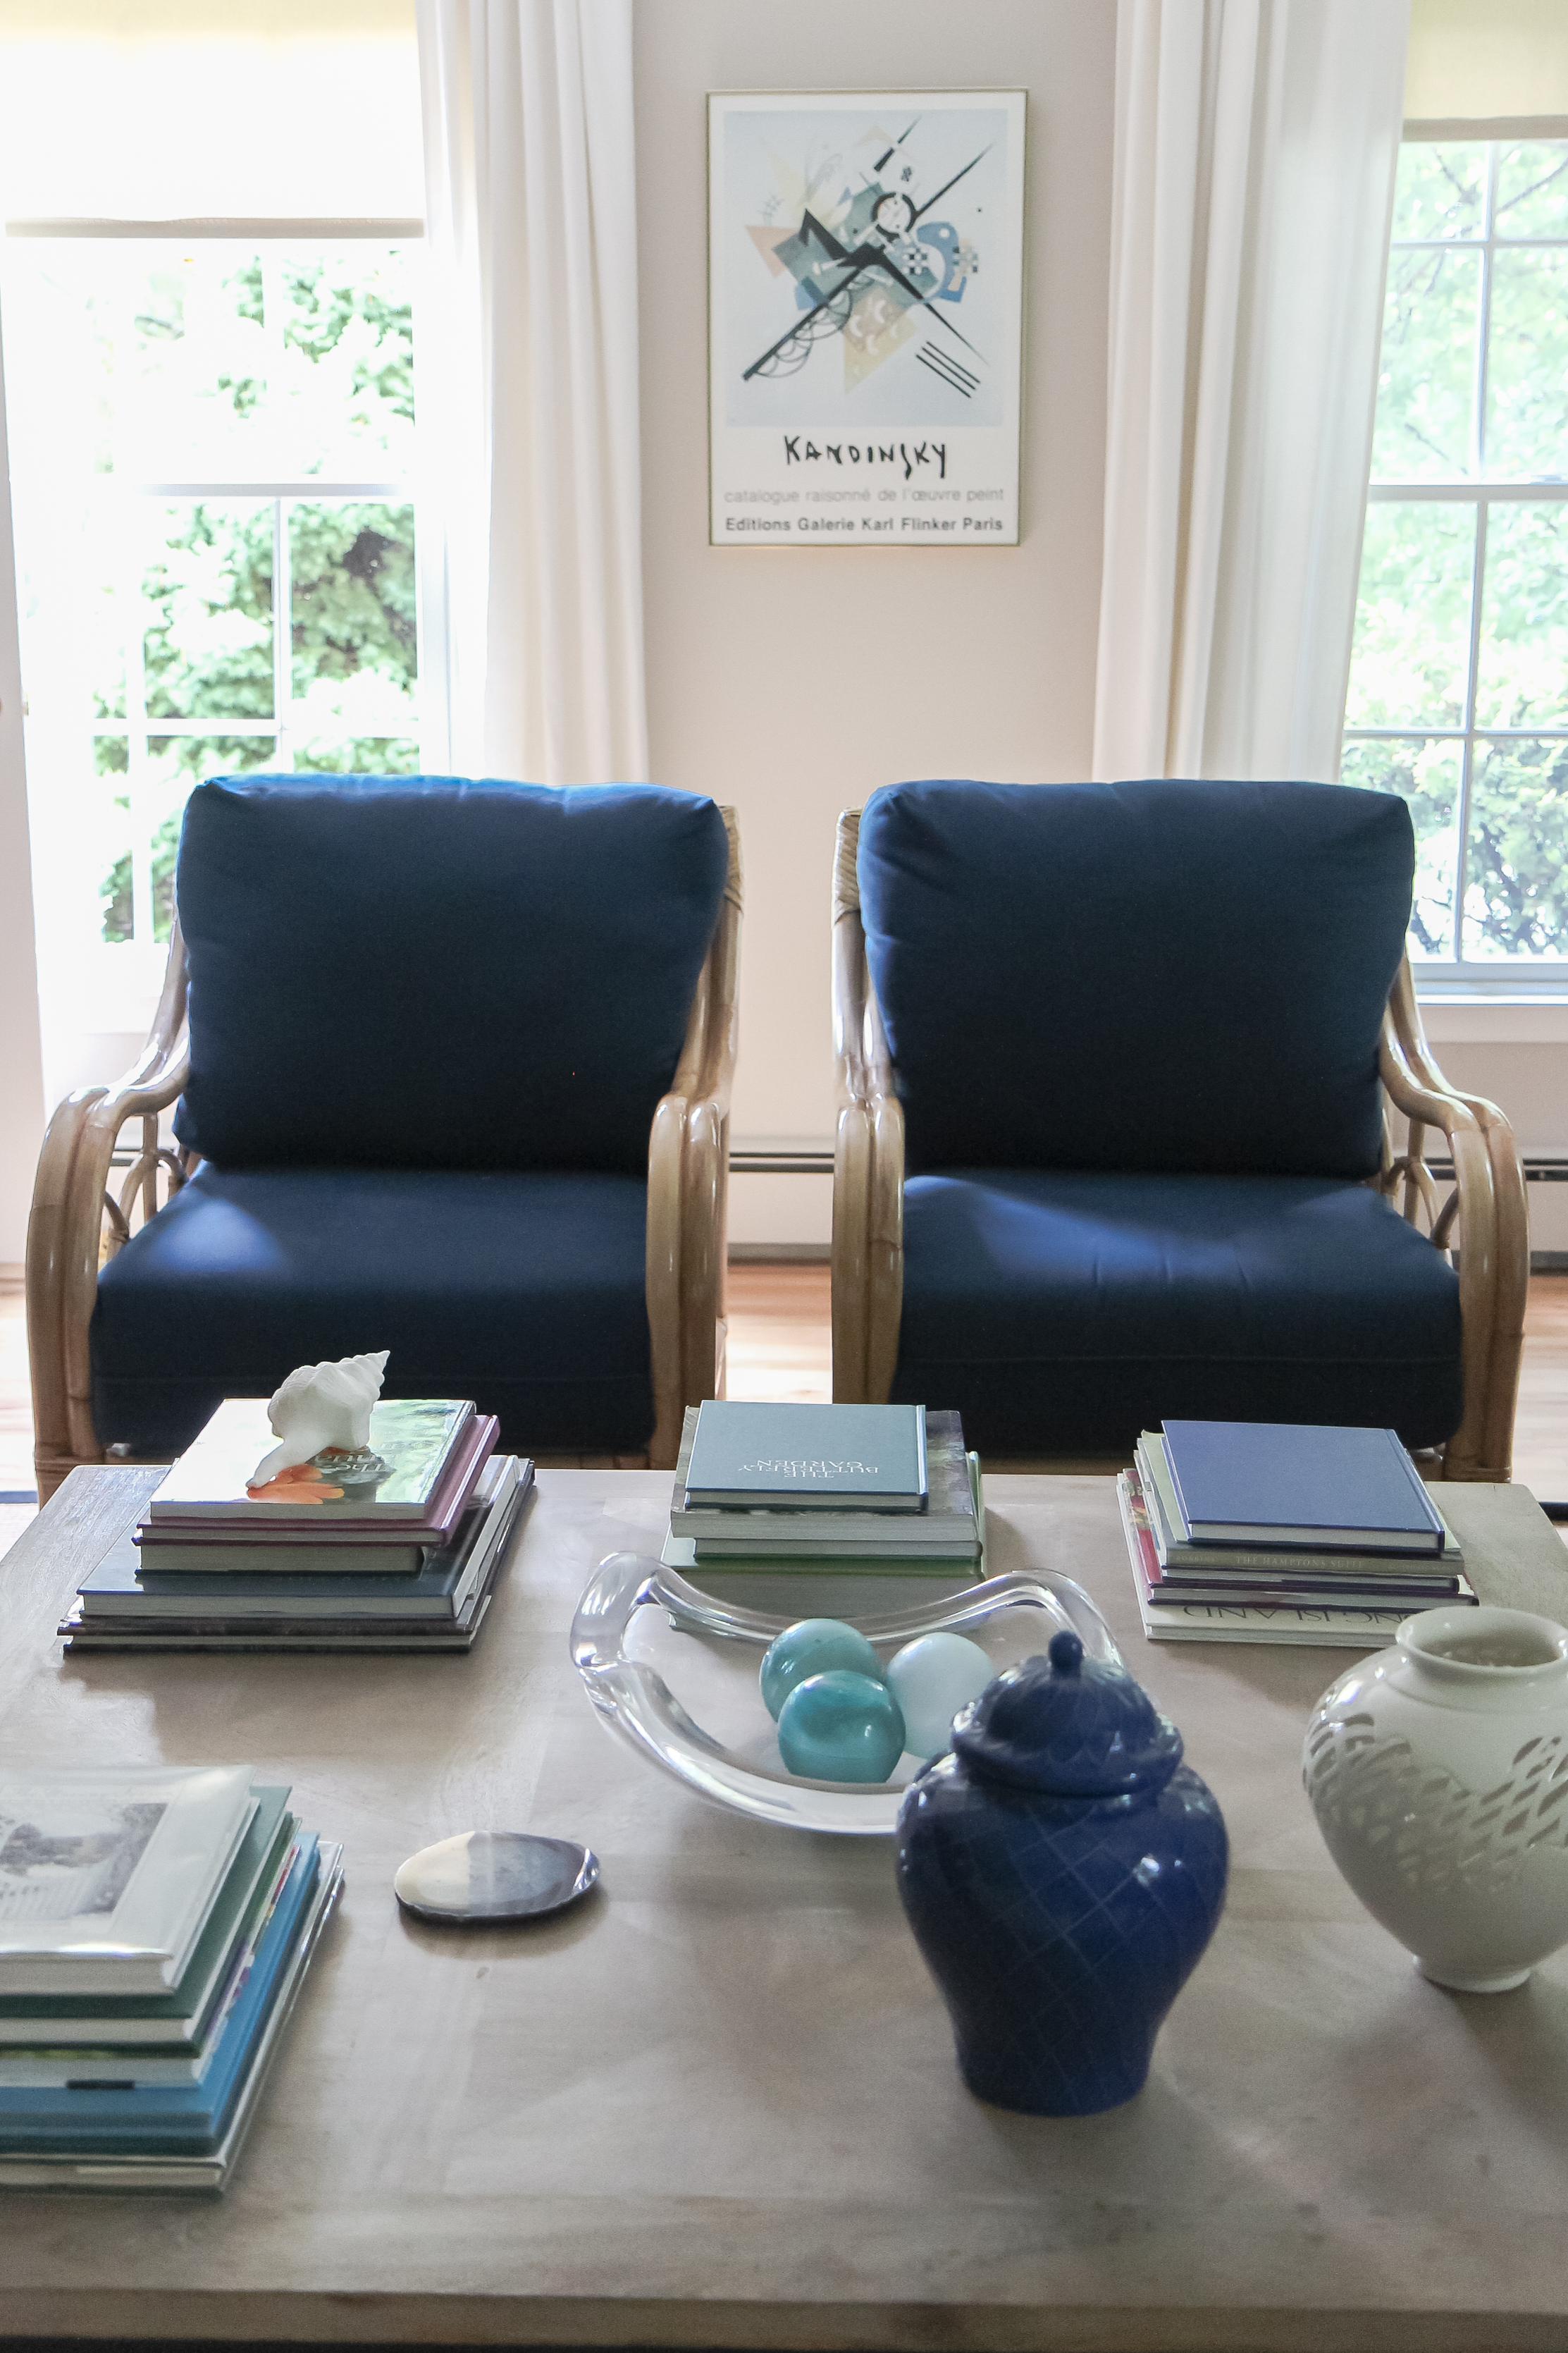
2;1266;1564;1545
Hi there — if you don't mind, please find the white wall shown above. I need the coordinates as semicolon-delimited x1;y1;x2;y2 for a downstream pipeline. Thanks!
634;6;1568;1247
634;0;1117;1242
1424;1009;1568;1255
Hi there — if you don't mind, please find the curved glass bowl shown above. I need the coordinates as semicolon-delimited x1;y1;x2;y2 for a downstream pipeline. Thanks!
569;1552;1125;1836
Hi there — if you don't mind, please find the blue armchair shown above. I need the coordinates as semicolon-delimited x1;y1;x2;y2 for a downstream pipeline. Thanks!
28;775;741;1499
831;779;1527;1477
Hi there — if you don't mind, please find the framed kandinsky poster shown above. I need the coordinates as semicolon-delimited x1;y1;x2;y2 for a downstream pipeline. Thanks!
708;90;1026;548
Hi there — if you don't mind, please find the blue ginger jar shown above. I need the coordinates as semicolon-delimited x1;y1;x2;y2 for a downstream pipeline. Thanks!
894;1630;1228;2115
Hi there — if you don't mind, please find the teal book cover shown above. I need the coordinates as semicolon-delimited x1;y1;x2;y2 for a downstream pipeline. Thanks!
684;1403;927;1510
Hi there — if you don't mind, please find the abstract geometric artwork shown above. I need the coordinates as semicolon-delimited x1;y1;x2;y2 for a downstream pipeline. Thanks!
708;92;1026;547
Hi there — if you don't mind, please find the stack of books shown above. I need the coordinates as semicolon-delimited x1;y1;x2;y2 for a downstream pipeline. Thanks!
663;1401;984;1575
0;1764;341;2190
1119;1418;1477;1646
59;1398;531;1654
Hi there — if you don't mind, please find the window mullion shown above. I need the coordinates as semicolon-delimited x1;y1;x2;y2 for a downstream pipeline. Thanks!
1452;145;1501;962
273;497;290;770
1455;496;1489;962
123;486;154;953
1474;145;1500;484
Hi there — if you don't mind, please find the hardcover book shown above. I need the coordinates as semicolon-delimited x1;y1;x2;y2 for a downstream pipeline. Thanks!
89;1460;526;1621
1133;1437;1465;1583
0;1766;256;1995
0;1790;293;2047
1118;1475;1424;1648
682;1401;927;1511
0;1851;341;2192
1159;1420;1447;1554
673;1410;977;1556
0;1826;304;2086
0;1836;330;2150
58;1606;499;1654
1128;1469;1475;1606
144;1397;479;1525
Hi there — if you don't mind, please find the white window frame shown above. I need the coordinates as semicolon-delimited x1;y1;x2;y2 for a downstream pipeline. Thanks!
1343;139;1568;1002
6;214;424;985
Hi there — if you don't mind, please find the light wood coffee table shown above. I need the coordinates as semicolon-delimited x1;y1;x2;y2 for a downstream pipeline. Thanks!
2;1466;1568;2351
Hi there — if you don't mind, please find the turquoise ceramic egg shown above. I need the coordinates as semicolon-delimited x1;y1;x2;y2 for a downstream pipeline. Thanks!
777;1671;906;1783
886;1631;996;1759
760;1618;883;1721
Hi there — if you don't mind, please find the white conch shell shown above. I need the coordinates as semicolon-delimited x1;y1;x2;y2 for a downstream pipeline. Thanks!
249;1351;390;1488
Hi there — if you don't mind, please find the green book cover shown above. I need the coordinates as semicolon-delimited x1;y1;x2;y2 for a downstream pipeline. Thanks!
683;1401;927;1510
147;1397;474;1520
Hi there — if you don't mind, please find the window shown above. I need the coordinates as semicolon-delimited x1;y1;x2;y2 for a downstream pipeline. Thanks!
1341;140;1568;974
3;230;417;971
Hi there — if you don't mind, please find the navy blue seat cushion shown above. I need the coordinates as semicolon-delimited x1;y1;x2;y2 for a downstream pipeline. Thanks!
173;776;730;1174
91;1165;655;1459
892;1172;1464;1456
858;779;1414;1178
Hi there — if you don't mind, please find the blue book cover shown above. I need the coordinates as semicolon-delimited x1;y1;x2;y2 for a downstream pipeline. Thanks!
0;1836;320;2152
684;1402;927;1510
1161;1421;1446;1554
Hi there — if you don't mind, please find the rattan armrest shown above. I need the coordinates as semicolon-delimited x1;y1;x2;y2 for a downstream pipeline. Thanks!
1378;958;1528;1480
27;926;191;1494
830;811;904;1404
646;809;743;1468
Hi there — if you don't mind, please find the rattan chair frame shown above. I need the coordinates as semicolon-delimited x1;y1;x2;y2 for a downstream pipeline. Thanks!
830;808;1529;1480
27;809;743;1502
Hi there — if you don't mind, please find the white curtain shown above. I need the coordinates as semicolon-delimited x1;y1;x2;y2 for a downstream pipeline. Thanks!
1092;0;1409;783
0;300;47;1268
416;0;648;784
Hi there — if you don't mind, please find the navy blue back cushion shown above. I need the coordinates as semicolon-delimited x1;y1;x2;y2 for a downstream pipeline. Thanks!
173;775;730;1174
858;779;1414;1179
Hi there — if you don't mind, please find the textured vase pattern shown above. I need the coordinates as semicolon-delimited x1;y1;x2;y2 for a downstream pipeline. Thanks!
898;1762;1228;2115
1304;1715;1568;1899
1302;1607;1568;1992
896;1633;1228;2116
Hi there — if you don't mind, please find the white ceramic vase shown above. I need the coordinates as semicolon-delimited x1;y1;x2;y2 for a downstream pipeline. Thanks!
1303;1604;1568;1993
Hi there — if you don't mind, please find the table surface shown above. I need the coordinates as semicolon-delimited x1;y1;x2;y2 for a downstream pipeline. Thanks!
4;1469;1568;2352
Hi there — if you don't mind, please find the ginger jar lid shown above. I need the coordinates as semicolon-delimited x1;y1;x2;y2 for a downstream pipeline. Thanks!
951;1630;1184;1796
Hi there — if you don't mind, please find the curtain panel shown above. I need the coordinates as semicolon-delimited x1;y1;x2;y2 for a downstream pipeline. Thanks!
1092;0;1409;783
0;303;47;1269
416;0;648;783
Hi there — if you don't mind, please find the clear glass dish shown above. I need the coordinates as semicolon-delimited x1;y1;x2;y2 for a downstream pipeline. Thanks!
569;1553;1125;1836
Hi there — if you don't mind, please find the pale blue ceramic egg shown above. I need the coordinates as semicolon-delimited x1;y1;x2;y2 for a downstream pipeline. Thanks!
760;1618;882;1721
777;1671;906;1783
887;1631;996;1759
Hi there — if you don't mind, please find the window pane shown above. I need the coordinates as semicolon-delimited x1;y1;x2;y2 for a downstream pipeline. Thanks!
1494;142;1568;240
1486;252;1568;481
118;247;277;483
1371;247;1480;482
295;738;423;776
1391;143;1488;241
142;501;273;723
144;735;277;942
289;500;417;744
1475;501;1568;728
278;248;415;477
1462;739;1568;957
3;241;120;482
94;739;133;945
111;243;415;483
1340;739;1460;958
1345;503;1476;728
